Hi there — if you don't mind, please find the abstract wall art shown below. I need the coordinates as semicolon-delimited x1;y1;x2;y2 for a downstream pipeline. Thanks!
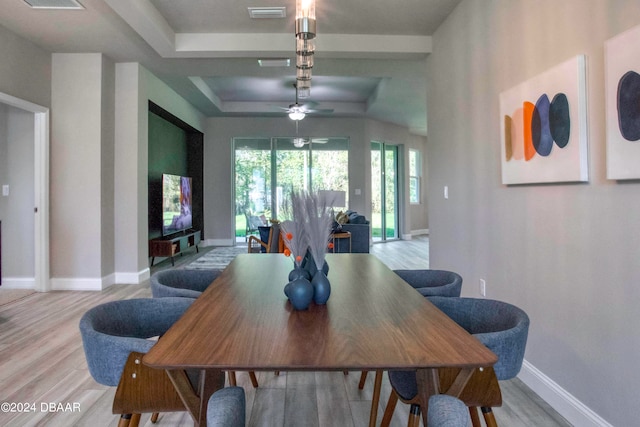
605;24;640;180
499;55;588;184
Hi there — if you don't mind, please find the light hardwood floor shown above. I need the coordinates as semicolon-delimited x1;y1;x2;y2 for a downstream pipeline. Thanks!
0;236;571;426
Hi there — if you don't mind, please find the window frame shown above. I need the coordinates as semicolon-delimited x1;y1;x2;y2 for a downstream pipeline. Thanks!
409;149;421;205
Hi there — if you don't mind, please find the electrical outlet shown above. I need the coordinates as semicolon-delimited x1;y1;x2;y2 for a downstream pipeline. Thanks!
2;185;8;196
444;186;449;199
479;279;486;297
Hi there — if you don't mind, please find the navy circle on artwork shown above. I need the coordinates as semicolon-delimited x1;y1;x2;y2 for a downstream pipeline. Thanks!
617;70;640;142
532;94;554;156
549;93;571;148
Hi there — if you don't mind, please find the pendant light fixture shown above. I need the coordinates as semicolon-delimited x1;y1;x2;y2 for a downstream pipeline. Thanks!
295;0;316;97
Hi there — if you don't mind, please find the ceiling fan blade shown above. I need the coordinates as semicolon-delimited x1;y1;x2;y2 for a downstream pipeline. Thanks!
310;138;329;144
304;108;335;114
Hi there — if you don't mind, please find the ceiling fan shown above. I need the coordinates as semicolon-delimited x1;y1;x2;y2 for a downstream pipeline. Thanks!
280;84;334;120
292;120;329;148
292;136;329;147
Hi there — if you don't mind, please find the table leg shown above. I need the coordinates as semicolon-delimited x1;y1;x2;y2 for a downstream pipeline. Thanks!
166;369;225;427
415;368;440;426
368;370;383;427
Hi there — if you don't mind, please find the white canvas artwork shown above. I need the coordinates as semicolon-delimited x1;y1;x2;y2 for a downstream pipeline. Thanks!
499;55;588;185
605;24;640;180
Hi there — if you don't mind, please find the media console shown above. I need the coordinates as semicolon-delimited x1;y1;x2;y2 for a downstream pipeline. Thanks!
149;229;201;266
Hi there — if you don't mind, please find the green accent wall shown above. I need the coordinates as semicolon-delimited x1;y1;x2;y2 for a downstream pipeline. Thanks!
148;105;203;240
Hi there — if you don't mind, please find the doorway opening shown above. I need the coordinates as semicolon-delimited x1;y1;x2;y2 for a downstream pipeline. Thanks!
0;92;49;292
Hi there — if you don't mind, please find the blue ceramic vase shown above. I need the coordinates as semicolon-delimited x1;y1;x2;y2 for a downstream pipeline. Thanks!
287;277;314;310
289;264;311;282
311;269;331;305
302;250;329;277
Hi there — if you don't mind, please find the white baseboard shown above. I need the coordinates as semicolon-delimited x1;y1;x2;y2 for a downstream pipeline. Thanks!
28;268;151;291
204;238;235;247
411;228;429;236
519;360;613;427
115;268;150;285
0;277;36;289
51;277;108;291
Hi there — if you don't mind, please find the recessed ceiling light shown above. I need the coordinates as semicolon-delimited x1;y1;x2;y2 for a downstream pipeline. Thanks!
258;58;291;67
248;7;286;19
23;0;84;9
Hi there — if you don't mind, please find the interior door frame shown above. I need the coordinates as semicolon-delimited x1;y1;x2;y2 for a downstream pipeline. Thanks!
0;92;50;292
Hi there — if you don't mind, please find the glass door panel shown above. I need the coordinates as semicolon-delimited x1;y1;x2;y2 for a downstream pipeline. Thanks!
371;142;383;240
311;138;350;210
234;138;272;241
274;138;310;218
371;141;398;242
384;145;398;239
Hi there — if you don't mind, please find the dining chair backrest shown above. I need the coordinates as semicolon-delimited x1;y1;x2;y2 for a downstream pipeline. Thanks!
79;297;194;386
150;269;222;299
207;386;246;427
248;223;282;254
427;395;472;427
394;269;463;297
427;296;530;380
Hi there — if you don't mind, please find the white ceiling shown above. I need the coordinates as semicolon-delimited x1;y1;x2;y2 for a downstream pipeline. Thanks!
0;0;463;135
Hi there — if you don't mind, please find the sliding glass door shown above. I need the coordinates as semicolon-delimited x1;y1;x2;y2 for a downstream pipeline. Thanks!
234;137;349;241
371;141;398;241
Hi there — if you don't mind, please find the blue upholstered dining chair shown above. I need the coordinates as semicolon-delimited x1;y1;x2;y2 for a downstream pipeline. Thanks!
428;395;472;427
150;268;222;298
380;297;530;427
393;269;463;297
207;386;246;427
79;297;194;427
150;268;259;389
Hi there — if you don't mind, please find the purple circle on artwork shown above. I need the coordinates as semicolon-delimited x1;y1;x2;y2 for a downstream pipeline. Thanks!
532;94;553;156
617;70;640;142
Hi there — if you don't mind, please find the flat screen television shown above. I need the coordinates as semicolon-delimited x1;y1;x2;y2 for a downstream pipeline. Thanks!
162;173;192;236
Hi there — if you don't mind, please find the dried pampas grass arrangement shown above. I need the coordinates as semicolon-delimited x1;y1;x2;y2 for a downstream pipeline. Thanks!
279;190;309;266
302;190;333;270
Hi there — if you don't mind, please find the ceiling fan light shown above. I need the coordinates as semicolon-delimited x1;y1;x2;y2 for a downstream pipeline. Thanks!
289;111;306;121
293;138;306;148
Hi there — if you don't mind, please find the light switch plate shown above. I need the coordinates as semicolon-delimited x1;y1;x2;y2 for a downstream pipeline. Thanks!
2;185;8;196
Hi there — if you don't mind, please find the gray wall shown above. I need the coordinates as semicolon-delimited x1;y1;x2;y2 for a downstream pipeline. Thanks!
427;1;640;425
0;22;50;287
0;104;35;280
0;24;50;108
51;53;114;287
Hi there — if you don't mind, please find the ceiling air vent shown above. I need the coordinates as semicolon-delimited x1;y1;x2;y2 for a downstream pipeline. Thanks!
23;0;84;9
248;7;286;19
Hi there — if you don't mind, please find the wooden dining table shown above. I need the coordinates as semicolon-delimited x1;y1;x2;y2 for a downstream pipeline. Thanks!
143;253;497;426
